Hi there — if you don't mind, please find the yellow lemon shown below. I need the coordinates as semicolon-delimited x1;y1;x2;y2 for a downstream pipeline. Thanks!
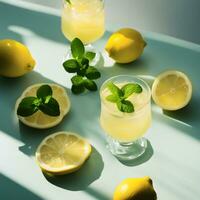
152;70;192;110
15;83;71;129
0;39;35;77
105;28;146;64
113;177;157;200
36;131;92;175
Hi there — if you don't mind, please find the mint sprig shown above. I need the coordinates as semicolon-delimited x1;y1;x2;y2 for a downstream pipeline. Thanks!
63;38;101;94
106;82;142;113
17;85;60;117
65;0;71;4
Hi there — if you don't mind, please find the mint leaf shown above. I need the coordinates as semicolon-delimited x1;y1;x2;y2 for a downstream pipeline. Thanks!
71;38;85;59
84;79;97;91
117;100;134;113
85;66;101;80
33;98;42;107
106;95;119;103
62;38;101;94
121;83;142;98
85;52;96;61
71;84;85;94
39;98;60;116
81;57;89;67
44;95;52;104
65;0;71;4
71;75;84;86
17;97;38;117
77;66;87;76
37;85;52;100
63;59;79;73
107;82;123;97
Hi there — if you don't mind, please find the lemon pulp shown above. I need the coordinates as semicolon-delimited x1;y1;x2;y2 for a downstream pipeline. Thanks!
152;70;192;110
36;131;92;175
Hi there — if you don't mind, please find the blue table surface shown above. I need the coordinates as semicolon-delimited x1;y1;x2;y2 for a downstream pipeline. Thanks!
0;1;200;200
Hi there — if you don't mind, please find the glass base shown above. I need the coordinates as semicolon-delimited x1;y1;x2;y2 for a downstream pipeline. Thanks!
63;44;101;67
106;137;147;161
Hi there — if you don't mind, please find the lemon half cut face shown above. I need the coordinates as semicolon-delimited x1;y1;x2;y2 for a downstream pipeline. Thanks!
15;83;71;129
36;132;92;175
152;70;192;110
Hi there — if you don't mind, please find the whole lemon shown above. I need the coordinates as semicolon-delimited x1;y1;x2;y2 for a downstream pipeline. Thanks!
0;39;35;77
113;177;157;200
105;28;146;64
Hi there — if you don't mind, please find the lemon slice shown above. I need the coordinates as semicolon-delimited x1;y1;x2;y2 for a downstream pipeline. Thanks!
15;83;71;129
152;70;192;110
35;132;92;175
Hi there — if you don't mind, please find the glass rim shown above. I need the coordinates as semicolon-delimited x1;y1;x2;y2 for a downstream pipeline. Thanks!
100;75;151;118
63;0;105;8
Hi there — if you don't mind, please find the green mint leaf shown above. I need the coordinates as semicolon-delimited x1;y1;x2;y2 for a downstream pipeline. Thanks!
121;83;143;98
85;66;101;80
36;85;52;99
117;100;134;113
84;79;97;91
65;0;71;4
17;97;38;117
71;75;84;86
106;95;119;103
77;67;87;76
107;82;123;97
81;57;89;67
39;98;60;116
44;95;52;104
71;84;85;94
63;59;79;73
71;38;85;59
33;98;42;107
85;51;96;61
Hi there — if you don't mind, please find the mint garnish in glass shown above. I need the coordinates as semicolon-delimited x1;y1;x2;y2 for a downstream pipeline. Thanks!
106;82;142;113
65;0;71;4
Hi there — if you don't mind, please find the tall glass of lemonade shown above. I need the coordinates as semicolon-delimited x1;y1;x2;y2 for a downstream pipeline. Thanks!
61;0;105;44
100;75;152;160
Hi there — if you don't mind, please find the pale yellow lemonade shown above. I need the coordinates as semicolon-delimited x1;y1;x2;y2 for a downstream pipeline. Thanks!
61;0;105;44
100;83;151;143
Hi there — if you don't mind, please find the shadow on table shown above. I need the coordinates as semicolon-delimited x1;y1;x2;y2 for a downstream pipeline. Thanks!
117;140;154;167
0;174;43;200
0;1;66;44
0;71;106;196
44;147;104;190
163;96;200;140
0;71;67;153
153;94;200;141
0;2;200;199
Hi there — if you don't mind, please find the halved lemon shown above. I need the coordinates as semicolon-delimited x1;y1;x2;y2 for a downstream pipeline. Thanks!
15;83;71;129
35;132;92;175
152;70;192;110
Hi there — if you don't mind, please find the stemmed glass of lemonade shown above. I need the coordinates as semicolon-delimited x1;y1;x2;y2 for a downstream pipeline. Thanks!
61;0;105;45
100;75;152;160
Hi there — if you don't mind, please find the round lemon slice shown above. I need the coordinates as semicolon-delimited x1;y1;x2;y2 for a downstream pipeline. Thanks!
15;83;70;129
152;70;192;110
35;132;92;175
